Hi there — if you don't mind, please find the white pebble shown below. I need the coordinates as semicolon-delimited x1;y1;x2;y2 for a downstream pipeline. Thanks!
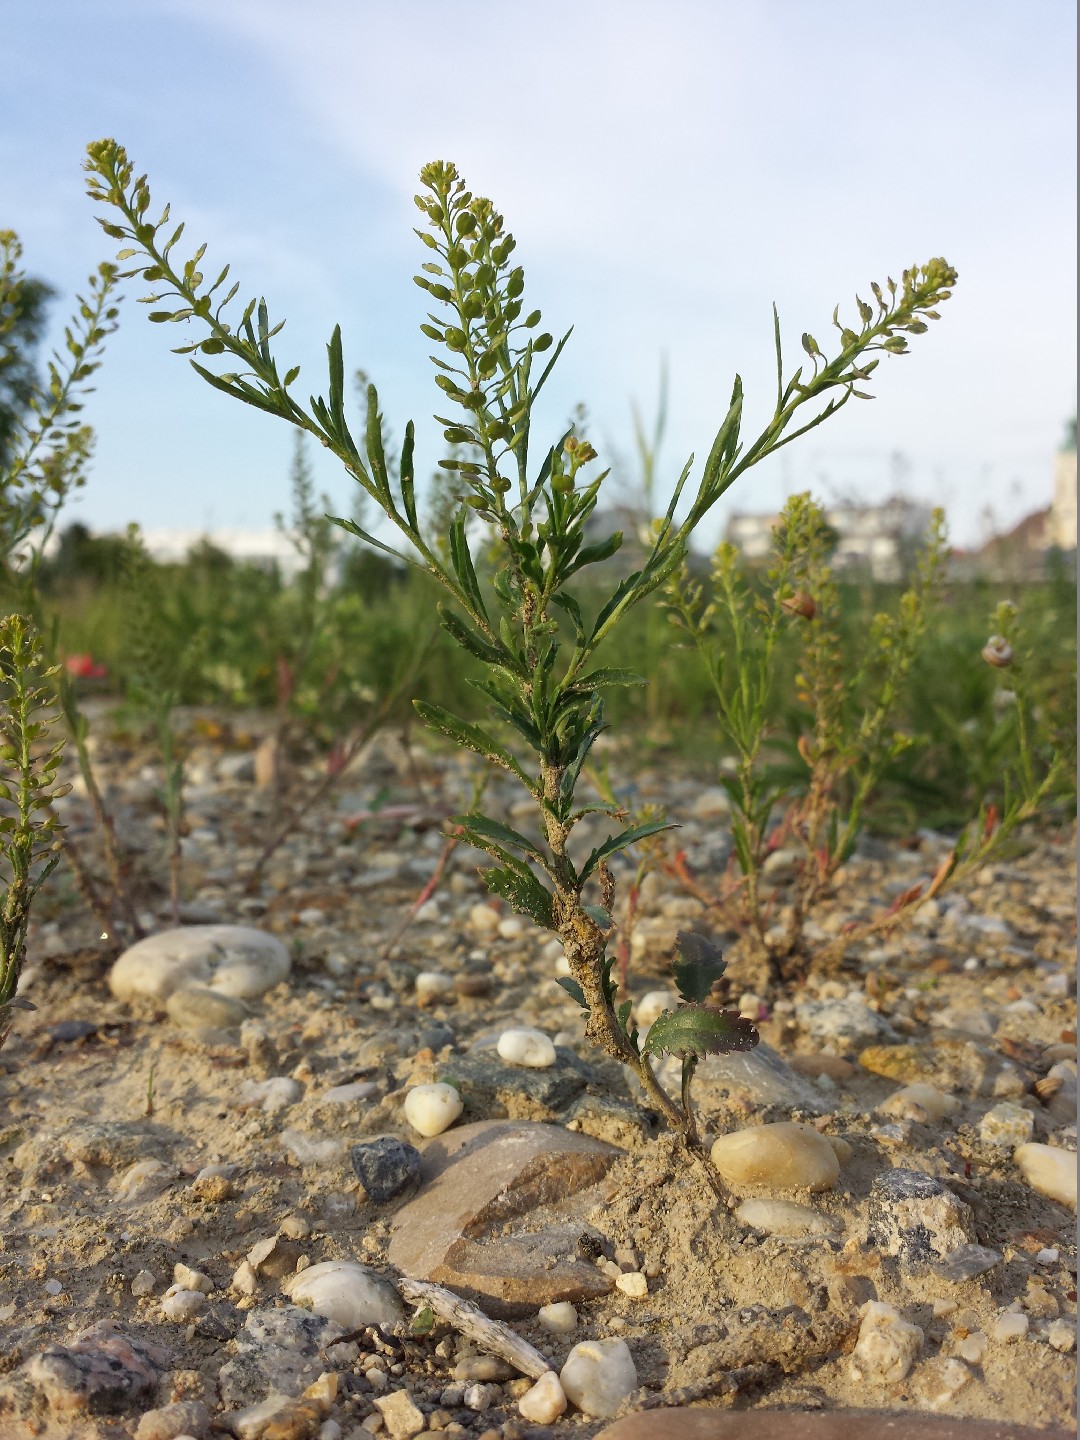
955;1331;988;1364
415;971;455;1006
116;1159;171;1197
850;1301;923;1384
315;1081;378;1107
161;1285;207;1321
878;1084;958;1124
373;1389;424;1435
979;1101;1034;1149
615;1271;648;1299
992;1311;1029;1342
635;990;677;1028
736;1197;842;1236
282;1261;403;1330
560;1338;638;1418
239;1076;303;1113
710;1121;841;1192
468;903;501;934
1014;1143;1077;1210
518;1371;567;1424
497;1027;556;1068
43;1279;63;1296
463;1382;498;1411
231;1260;258;1296
403;1082;463;1137
1047;1319;1076;1352
537;1301;578;1335
1036;1247;1060;1265
173;1263;213;1294
109;923;291;1002
925;1357;973;1407
497;916;526;939
130;1270;156;1297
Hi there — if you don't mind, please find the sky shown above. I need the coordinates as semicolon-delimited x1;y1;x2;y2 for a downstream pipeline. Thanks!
3;0;1076;551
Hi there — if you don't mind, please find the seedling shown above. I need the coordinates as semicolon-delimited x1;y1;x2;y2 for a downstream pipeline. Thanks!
85;140;956;1165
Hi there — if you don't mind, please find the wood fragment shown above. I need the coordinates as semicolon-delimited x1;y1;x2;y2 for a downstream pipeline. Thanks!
395;1276;551;1379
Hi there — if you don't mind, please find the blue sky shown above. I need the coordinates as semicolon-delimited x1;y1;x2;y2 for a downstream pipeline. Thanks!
3;0;1075;549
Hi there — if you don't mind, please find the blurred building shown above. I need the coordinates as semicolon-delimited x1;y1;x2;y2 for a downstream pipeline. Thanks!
129;528;312;581
1049;426;1077;551
725;496;933;581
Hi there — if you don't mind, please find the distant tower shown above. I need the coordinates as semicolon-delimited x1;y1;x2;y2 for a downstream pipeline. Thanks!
1049;417;1077;551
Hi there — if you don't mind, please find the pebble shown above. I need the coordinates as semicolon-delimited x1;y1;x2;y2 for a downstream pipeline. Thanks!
169;985;253;1036
282;1261;403;1330
866;1169;975;1268
316;1081;379;1107
279;1129;345;1167
518;1369;567;1423
560;1337;638;1418
131;1270;157;1297
615;1271;648;1298
1047;1319;1076;1352
735;1198;842;1237
709;1121;841;1192
850;1300;923;1384
373;1388;426;1438
979;1101;1034;1148
497;1027;557;1068
463;1381;499;1410
246;1234;303;1279
1014;1143;1077;1209
218;1308;354;1406
350;1137;422;1202
956;1331;988;1364
109;924;291;1003
161;1286;207;1321
452;1355;513;1382
403;1082;463;1137
134;1399;211;1440
115;1158;174;1199
635;990;678;1029
877;1084;958;1124
468;902;501;935
173;1263;214;1294
239;1077;303;1113
935;1244;1003;1282
23;1321;167;1411
795;995;893;1049
415;970;456;1006
992;1310;1030;1342
657;1042;826;1115
537;1301;578;1334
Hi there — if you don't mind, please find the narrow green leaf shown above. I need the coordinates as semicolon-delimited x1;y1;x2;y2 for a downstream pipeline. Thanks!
414;701;536;793
399;420;418;530
453;811;546;863
570;667;647;692
450;509;488;620
642;1004;759;1059
580;817;677;884
438;606;505;667
557;975;588;1009
483;864;554;928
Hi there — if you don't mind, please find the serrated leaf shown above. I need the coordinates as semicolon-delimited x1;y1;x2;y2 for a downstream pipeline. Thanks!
483;864;554;929
557;975;588;1010
671;930;727;1002
642;1004;759;1059
580;817;676;884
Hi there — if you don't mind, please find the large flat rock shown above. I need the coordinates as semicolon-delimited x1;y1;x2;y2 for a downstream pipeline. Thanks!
387;1120;622;1317
595;1411;1077;1440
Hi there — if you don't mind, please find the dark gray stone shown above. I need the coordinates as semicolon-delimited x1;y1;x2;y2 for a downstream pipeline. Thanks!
217;1306;351;1405
445;1046;596;1120
866;1169;976;1270
350;1136;422;1203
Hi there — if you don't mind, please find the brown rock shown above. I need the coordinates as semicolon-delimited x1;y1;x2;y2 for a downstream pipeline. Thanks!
594;1410;1077;1440
387;1120;621;1317
790;1054;858;1083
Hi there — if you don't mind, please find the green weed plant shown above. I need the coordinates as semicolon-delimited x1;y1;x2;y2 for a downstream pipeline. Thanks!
85;139;957;1165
